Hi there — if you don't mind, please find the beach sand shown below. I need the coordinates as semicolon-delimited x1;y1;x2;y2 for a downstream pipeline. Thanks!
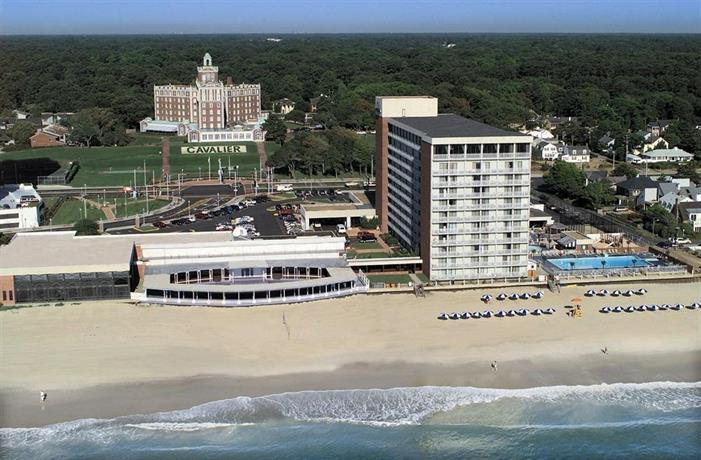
1;281;700;427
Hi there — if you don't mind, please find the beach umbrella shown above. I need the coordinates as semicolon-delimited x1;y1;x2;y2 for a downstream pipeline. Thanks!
496;293;507;301
517;308;529;316
482;311;492;318
611;290;621;297
636;305;646;312
659;304;669;311
687;302;701;310
532;308;543;315
437;313;448;320
585;289;595;297
612;306;623;313
533;291;544;299
623;290;633;296
672;304;682;310
625;306;635;313
599;306;611;313
506;310;516;317
597;289;609;296
472;311;482;318
645;305;658;311
495;310;505;318
460;312;471;319
509;293;519;300
520;293;530;299
545;308;556;314
635;288;647;295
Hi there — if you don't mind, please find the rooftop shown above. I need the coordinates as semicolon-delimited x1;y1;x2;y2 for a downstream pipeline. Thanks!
394;114;527;139
0;231;233;275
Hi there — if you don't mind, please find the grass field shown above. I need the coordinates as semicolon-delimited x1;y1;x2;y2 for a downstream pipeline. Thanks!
113;198;170;218
367;274;412;284
346;250;390;259
350;241;383;250
50;198;104;225
2;136;271;187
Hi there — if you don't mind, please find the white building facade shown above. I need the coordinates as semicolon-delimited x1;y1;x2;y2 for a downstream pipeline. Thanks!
376;96;532;282
0;184;42;230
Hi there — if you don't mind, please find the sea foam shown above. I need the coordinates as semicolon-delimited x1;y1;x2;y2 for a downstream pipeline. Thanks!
1;381;699;448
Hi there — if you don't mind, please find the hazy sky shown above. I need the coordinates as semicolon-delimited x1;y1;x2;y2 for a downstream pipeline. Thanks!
1;0;699;35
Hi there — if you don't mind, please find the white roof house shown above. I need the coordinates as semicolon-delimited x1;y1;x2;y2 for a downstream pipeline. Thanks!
641;147;693;163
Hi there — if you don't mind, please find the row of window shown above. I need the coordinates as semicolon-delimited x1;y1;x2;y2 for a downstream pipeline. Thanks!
388;124;422;146
434;143;529;156
145;281;356;302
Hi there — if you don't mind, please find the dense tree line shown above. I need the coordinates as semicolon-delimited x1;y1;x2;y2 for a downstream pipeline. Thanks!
1;34;700;142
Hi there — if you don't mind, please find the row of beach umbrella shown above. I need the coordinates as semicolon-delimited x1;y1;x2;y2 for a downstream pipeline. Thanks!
438;307;556;320
600;302;700;313
483;291;545;302
585;288;647;297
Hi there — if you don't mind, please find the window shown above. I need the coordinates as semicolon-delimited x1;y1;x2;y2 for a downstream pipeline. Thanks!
483;144;497;154
466;144;481;154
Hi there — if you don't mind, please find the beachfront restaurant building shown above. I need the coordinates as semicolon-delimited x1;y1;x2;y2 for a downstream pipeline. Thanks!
0;232;367;307
135;236;369;306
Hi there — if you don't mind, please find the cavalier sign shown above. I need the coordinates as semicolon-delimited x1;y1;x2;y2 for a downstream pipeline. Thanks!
181;145;247;154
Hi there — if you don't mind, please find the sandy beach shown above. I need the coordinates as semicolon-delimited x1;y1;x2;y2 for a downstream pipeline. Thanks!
1;281;700;427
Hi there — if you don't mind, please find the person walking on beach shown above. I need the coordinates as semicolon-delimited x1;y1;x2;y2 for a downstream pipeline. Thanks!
491;361;498;372
40;391;47;403
601;347;608;355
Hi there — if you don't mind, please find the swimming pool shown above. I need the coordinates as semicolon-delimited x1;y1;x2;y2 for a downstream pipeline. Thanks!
546;255;653;271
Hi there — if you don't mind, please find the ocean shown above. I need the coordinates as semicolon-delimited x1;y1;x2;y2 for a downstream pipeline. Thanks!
2;382;699;459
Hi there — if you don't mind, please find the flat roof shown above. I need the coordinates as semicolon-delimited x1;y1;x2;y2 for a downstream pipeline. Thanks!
393;114;528;139
0;231;233;276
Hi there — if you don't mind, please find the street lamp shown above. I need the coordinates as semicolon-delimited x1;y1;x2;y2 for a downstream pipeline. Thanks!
198;167;202;180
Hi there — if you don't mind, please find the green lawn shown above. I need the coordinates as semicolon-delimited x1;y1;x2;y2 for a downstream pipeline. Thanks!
347;250;390;259
350;241;383;250
2;139;274;187
367;274;412;284
113;198;170;218
50;198;104;225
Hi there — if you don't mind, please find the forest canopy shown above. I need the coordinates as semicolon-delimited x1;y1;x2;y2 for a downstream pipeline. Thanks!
1;34;700;135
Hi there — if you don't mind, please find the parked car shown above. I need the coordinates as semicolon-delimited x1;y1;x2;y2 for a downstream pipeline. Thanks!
657;241;673;249
357;231;377;242
336;224;347;234
152;221;167;229
669;237;692;244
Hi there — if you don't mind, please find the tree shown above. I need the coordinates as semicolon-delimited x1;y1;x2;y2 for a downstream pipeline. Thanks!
583;180;614;209
73;218;99;235
285;109;305;124
612;162;639;179
9;121;36;146
543;160;585;199
66;108;127;147
262;114;287;145
676;160;701;184
641;204;677;238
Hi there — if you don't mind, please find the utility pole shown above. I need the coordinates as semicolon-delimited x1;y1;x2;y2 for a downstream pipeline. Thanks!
144;160;149;214
208;156;211;181
133;169;137;200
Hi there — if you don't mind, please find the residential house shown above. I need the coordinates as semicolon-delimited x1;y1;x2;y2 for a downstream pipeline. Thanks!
40;112;74;127
598;133;615;151
273;98;295;115
560;144;590;163
616;176;659;206
633;135;669;155
641;147;693;163
584;171;609;187
646;119;672;137
533;140;559;160
30;130;65;148
523;127;555;140
541;115;578;131
12;110;30;120
675;202;701;232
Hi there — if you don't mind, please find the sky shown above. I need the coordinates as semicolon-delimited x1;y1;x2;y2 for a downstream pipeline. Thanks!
0;0;699;35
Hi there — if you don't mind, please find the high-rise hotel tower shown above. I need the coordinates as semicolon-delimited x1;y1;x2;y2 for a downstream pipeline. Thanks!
375;96;532;282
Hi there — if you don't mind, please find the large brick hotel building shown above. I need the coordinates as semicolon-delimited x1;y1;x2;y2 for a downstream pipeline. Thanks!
152;53;261;129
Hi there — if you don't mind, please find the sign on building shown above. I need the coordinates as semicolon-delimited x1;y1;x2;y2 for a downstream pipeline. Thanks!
181;145;248;154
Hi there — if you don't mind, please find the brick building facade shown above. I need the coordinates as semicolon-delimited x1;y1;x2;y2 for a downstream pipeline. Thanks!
153;53;261;129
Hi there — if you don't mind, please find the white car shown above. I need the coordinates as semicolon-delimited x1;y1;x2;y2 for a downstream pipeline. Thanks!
669;237;692;245
336;224;347;234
